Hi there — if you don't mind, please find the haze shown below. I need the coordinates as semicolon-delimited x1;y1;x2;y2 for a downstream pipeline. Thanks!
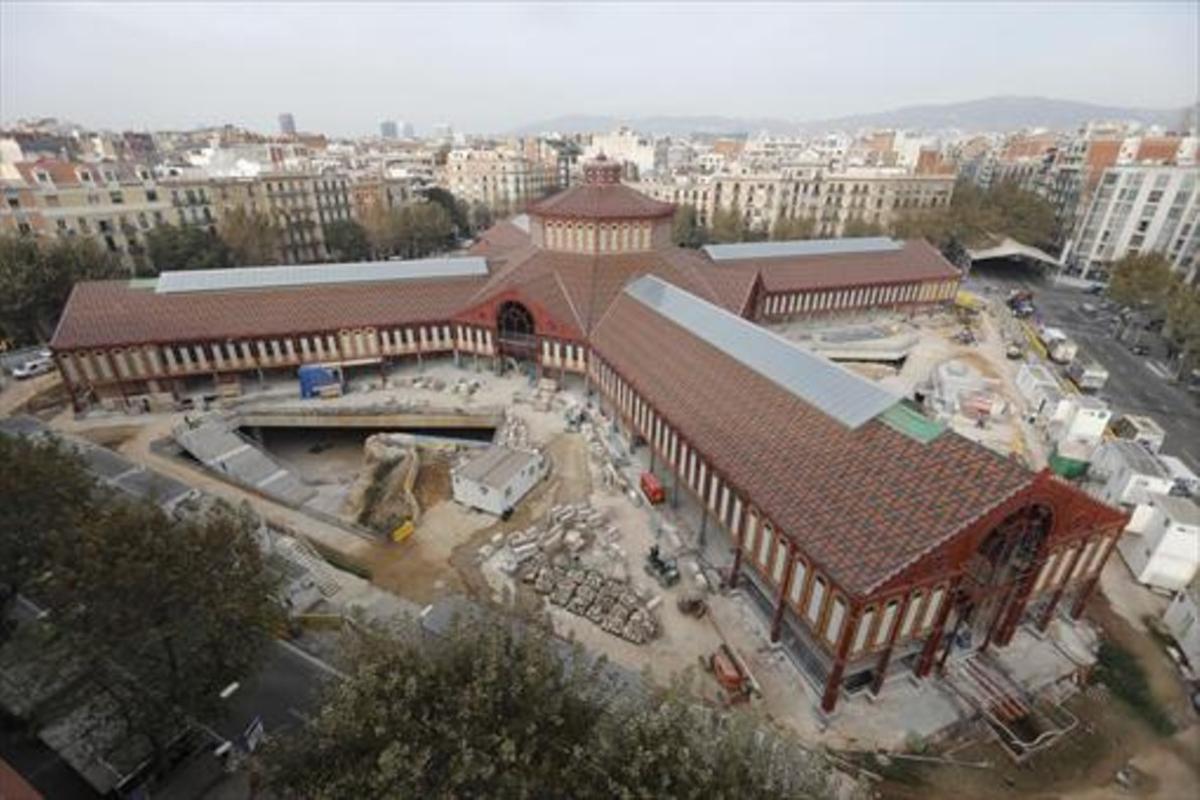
2;0;1197;135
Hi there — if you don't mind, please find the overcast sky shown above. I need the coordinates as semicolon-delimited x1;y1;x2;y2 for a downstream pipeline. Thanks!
1;1;1196;136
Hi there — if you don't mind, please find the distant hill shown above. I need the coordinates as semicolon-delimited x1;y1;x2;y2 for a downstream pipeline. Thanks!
796;96;1193;134
508;114;795;137
510;96;1193;137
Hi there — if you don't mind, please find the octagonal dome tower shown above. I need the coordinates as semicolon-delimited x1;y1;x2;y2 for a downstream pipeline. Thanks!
526;155;676;254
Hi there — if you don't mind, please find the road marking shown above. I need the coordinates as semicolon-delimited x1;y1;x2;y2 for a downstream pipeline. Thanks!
1145;361;1170;379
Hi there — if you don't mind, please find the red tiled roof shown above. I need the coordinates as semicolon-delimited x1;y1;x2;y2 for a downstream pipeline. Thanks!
0;758;42;800
718;239;959;293
467;219;531;258
50;275;487;350
590;290;1034;596
457;244;757;335
528;183;675;220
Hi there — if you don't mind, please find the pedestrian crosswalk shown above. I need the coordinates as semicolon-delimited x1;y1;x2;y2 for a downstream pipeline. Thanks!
1144;360;1171;379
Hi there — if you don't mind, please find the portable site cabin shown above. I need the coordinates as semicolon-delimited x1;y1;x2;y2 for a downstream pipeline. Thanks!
1163;581;1200;669
1159;455;1200;498
1093;440;1176;507
1110;414;1167;455
1117;493;1200;592
451;446;547;516
1051;395;1112;451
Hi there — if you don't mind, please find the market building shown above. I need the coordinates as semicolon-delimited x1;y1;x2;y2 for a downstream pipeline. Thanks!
49;157;1126;713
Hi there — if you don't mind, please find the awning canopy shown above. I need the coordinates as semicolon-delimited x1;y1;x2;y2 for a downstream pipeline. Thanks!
967;236;1060;268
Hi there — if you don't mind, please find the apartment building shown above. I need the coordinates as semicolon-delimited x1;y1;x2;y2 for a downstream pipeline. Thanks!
437;147;558;214
0;158;173;273
637;167;955;237
583;127;661;179
1063;164;1199;284
163;173;354;264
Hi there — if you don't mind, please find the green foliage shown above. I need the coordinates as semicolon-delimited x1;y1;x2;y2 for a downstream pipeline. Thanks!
771;215;817;241
1093;640;1176;736
841;218;887;238
0;234;123;345
261;619;851;799
0;435;280;763
219;207;280;266
0;435;98;639
1108;252;1175;312
364;201;455;259
39;500;281;756
1165;281;1200;375
891;179;1058;251
322;219;371;261
672;204;707;248
422;186;470;233
469;201;494;234
145;224;233;274
710;205;748;244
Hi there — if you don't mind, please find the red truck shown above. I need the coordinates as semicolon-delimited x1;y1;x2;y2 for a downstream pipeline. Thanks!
640;471;665;505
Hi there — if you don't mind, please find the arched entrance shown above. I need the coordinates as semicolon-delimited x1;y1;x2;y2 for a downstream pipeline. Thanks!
943;504;1053;659
496;300;538;360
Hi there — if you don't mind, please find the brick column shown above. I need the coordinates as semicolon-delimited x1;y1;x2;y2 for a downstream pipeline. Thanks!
769;542;797;643
916;576;961;678
870;595;912;696
728;504;749;590
821;604;861;714
1037;543;1086;631
1070;533;1117;619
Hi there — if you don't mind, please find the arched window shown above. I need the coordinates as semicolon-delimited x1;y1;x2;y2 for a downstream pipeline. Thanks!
497;301;535;340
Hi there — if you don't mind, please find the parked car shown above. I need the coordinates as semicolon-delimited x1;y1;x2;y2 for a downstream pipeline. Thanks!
11;356;54;379
1084;285;1105;295
1129;344;1150;356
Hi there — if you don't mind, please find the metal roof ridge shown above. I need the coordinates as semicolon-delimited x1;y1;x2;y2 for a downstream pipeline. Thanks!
702;237;903;262
622;275;900;429
156;256;489;294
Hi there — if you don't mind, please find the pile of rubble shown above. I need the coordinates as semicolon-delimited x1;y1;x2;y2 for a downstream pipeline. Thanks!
527;562;658;644
407;375;447;392
450;377;484;398
496;413;532;449
579;414;643;507
481;502;658;644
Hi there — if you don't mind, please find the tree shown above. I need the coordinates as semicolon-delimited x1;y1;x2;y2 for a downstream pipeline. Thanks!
1165;281;1200;377
219;207;280;266
34;499;281;769
771;215;816;241
841;218;887;238
362;204;397;259
672;204;707;248
422;186;469;235
261;618;853;799
890;179;1058;253
469;201;494;234
710;205;748;244
323;219;371;261
0;234;123;345
1107;252;1175;313
985;180;1058;249
365;202;455;260
145;224;233;274
0;434;98;642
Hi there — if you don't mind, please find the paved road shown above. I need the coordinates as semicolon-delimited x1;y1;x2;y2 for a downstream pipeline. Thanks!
967;264;1200;474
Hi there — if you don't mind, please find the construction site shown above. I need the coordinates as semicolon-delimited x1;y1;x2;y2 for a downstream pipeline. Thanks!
5;298;1198;798
7;161;1194;797
2;299;1147;756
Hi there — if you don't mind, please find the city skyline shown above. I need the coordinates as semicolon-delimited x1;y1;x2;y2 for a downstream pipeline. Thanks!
2;1;1196;136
